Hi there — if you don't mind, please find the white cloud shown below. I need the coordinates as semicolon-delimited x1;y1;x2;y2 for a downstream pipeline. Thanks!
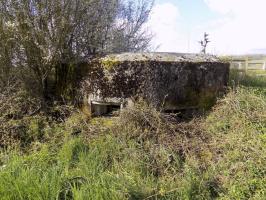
147;3;189;52
148;0;266;54
204;0;266;54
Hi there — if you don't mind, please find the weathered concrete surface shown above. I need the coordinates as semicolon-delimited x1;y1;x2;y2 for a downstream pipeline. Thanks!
81;53;230;115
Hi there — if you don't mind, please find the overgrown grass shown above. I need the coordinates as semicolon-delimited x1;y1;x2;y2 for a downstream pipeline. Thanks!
206;87;266;199
230;69;266;88
0;71;265;199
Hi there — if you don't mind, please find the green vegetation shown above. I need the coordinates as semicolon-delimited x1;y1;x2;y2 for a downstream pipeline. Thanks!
101;58;120;71
0;71;265;200
230;69;266;88
0;0;153;102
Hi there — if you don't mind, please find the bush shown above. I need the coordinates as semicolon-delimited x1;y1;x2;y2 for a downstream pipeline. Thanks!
0;85;87;151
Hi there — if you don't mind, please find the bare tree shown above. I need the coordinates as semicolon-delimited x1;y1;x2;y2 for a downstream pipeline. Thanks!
199;32;210;54
109;0;154;52
0;0;154;102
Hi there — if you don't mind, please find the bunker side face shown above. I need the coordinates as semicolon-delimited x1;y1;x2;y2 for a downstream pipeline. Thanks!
82;53;230;116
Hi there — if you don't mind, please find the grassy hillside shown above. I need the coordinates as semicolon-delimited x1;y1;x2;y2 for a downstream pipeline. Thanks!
0;72;265;200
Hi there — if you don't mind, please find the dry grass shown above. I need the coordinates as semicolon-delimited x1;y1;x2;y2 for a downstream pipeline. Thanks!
0;72;265;199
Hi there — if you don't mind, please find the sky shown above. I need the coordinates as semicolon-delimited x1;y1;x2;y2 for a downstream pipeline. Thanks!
148;0;266;55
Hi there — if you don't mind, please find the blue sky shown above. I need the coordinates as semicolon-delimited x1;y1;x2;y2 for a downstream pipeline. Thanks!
149;0;266;55
157;0;219;28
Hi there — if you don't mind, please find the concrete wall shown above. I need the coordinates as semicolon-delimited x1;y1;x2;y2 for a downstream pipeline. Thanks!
81;53;230;114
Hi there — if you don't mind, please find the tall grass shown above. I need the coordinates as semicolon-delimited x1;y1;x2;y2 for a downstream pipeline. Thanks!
229;69;266;88
206;87;266;199
0;71;265;200
0;131;217;199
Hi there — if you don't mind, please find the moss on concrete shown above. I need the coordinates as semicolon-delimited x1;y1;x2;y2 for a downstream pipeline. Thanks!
81;53;229;113
101;58;120;71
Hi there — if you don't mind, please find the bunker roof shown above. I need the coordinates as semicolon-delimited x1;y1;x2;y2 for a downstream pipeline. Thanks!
101;52;220;62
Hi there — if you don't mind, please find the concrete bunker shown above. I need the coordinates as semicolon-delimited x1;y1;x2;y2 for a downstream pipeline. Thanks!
90;100;121;116
82;53;230;116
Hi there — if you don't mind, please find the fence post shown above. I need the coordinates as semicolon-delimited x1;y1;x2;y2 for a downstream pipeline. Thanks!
263;60;266;70
245;56;248;73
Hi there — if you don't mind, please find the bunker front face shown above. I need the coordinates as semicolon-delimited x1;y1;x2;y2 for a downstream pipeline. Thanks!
81;53;230;116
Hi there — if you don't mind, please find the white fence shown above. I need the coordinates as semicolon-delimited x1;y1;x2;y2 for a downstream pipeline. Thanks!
229;56;266;71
